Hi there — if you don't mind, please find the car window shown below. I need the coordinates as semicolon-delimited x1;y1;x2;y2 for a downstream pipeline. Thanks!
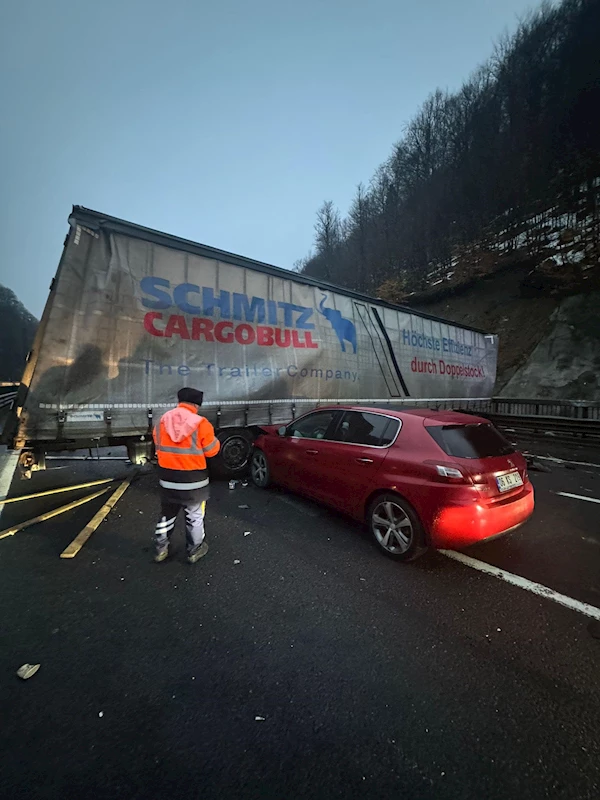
426;423;515;458
331;411;400;447
287;410;337;440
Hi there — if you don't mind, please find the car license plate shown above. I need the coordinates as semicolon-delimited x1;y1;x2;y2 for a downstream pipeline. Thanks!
496;470;523;493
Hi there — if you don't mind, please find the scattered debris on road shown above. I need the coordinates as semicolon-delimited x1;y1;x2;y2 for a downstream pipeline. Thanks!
238;504;250;509
244;531;251;536
525;455;552;473
17;664;40;680
0;487;110;542
255;716;266;721
60;477;134;559
0;478;114;506
234;559;241;564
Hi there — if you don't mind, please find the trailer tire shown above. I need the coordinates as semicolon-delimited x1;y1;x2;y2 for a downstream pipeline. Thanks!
210;428;255;480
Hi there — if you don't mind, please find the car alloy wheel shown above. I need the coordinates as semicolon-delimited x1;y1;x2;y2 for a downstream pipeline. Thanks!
371;498;413;554
250;450;270;488
368;492;426;562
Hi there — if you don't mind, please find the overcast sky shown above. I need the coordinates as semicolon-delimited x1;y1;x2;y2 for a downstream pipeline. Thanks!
0;0;536;318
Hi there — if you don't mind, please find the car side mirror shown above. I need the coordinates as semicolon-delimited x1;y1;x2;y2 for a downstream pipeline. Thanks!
278;426;287;437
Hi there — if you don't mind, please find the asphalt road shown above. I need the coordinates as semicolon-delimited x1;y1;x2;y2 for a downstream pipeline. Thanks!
1;444;599;799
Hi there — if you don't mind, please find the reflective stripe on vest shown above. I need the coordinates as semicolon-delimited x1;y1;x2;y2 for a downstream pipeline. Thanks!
159;478;210;490
155;426;218;456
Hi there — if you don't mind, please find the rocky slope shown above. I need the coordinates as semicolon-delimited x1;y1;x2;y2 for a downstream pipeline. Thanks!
407;193;600;399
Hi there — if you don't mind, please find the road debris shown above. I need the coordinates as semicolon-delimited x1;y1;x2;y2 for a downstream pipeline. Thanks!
0;487;111;541
244;531;251;536
525;456;552;473
98;711;104;718
238;504;250;509
229;480;237;489
17;664;40;680
0;478;114;506
61;477;134;559
234;559;241;564
255;716;266;721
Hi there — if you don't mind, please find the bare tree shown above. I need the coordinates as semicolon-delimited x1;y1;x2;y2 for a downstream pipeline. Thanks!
314;201;342;280
294;0;600;295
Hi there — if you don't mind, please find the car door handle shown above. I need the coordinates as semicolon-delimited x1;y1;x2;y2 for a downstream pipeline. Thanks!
355;457;374;464
306;449;319;455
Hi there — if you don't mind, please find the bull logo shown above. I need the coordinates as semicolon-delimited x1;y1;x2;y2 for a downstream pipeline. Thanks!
318;294;357;354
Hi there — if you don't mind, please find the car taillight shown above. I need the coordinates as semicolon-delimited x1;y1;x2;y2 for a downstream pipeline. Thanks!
424;460;470;483
436;465;464;479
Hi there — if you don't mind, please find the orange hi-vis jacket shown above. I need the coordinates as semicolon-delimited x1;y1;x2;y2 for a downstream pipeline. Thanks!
153;402;221;492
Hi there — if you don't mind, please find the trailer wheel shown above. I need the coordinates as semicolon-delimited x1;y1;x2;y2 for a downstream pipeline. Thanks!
210;428;255;479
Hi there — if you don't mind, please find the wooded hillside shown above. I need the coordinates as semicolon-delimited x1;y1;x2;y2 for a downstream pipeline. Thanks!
297;0;600;304
0;285;38;382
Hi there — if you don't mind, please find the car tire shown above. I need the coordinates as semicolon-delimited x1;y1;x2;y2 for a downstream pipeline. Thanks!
250;448;271;488
368;493;426;561
209;428;255;480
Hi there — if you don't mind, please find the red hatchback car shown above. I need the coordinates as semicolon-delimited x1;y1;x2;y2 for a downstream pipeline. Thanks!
250;406;534;560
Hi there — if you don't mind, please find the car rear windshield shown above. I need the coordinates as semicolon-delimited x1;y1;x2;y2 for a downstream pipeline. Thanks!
426;423;515;459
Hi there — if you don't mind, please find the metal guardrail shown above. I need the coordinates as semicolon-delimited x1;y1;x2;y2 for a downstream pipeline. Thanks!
2;388;599;440
447;398;600;443
485;412;600;437
488;398;600;421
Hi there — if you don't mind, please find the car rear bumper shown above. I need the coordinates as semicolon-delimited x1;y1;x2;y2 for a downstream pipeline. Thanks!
430;482;535;549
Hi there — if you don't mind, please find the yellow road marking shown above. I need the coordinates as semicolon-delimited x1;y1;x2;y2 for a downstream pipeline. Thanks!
60;478;132;559
0;488;110;540
0;478;114;505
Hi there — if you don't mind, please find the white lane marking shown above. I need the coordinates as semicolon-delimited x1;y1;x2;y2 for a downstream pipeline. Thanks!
440;549;600;621
556;491;600;505
526;453;600;469
0;451;19;524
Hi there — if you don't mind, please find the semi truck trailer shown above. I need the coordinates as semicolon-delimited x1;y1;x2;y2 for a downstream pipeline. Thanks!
4;207;498;478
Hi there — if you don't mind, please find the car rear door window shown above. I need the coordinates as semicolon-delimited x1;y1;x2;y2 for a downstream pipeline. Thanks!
426;423;515;458
287;410;337;440
332;411;400;447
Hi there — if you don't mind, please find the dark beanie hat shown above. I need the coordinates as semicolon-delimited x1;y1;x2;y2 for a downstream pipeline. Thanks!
177;387;204;406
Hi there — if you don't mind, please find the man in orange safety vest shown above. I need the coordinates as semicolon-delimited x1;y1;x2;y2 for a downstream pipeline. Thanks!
152;387;220;563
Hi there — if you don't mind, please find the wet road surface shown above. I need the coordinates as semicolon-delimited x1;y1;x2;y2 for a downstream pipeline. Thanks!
0;444;599;799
